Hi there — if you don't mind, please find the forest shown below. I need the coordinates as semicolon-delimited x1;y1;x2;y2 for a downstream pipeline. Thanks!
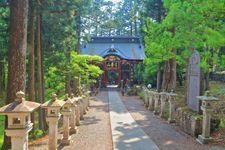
0;0;225;149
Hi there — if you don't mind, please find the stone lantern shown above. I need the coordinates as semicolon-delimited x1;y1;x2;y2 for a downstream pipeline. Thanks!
81;95;87;115
61;94;74;144
0;91;40;150
167;91;177;123
42;94;65;150
196;92;218;144
160;92;168;118
144;88;149;107
153;91;160;115
69;94;78;134
147;90;155;111
73;96;81;126
77;96;84;120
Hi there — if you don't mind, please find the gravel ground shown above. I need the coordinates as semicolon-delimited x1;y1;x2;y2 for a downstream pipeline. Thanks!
120;93;210;150
29;91;113;150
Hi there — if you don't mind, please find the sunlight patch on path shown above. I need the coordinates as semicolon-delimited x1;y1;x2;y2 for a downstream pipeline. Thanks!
108;91;159;150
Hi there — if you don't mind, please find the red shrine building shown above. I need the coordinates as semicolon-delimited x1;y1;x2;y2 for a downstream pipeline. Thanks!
81;37;145;87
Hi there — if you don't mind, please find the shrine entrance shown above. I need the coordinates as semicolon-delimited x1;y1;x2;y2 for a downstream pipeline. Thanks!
107;70;119;85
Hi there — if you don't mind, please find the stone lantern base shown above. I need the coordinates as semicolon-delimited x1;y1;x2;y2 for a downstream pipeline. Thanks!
62;136;71;145
196;134;212;144
5;123;33;150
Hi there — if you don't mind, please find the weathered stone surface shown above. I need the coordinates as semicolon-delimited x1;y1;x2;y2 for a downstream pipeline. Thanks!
197;95;218;144
187;50;200;112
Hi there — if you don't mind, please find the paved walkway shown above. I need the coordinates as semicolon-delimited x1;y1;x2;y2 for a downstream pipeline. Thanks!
29;90;223;150
109;90;159;150
121;94;211;150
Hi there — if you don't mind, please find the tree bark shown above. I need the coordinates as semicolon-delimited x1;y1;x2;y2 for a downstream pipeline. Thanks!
28;0;35;125
75;14;81;53
65;50;71;95
37;12;45;130
2;0;28;149
156;63;162;91
161;56;176;92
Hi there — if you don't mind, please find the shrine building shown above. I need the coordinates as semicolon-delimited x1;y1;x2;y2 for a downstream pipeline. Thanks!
81;37;145;87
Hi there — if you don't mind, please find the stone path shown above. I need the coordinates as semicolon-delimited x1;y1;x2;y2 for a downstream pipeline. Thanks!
29;90;223;150
29;91;113;150
108;90;159;150
120;94;211;150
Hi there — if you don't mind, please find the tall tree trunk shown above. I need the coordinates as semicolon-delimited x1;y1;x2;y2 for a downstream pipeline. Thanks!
75;14;81;53
65;49;71;95
2;0;28;149
28;0;35;129
37;12;45;130
0;62;3;94
161;54;177;92
156;63;162;91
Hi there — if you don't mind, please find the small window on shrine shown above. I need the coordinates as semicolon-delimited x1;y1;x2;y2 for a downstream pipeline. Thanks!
13;118;21;124
121;65;130;70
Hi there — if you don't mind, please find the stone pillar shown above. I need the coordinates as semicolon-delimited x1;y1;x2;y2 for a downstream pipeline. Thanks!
79;98;84;120
62;111;71;145
46;117;59;150
145;89;149;107
160;92;168;118
5;124;32;150
70;106;78;133
168;92;177;123
154;91;160;115
196;94;218;144
82;95;87;115
69;94;78;134
148;91;155;111
75;99;81;126
42;94;65;150
143;88;147;105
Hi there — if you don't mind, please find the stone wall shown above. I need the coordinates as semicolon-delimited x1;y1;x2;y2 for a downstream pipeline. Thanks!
175;107;202;137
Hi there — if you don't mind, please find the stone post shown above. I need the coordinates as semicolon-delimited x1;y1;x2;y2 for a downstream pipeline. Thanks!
61;94;74;144
82;95;87;115
145;89;149;107
79;97;84;120
148;90;155;111
42;94;65;150
69;94;78;134
160;92;168;118
74;97;81;126
154;91;160;115
196;93;218;144
0;91;40;150
143;87;147;105
167;91;177;123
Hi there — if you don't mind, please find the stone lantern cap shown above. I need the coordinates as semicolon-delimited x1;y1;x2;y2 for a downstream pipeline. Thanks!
64;94;75;106
74;96;82;104
42;94;65;108
197;96;218;101
0;91;40;114
167;91;177;97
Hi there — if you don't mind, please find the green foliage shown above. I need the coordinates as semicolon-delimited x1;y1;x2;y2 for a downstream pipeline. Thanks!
143;0;225;84
0;116;5;149
29;129;44;140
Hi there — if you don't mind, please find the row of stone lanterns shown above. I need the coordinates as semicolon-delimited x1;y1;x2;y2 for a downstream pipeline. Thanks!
143;88;177;123
143;87;219;144
0;91;90;150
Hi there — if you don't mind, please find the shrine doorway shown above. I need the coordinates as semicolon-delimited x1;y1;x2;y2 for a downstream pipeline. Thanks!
107;70;119;85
